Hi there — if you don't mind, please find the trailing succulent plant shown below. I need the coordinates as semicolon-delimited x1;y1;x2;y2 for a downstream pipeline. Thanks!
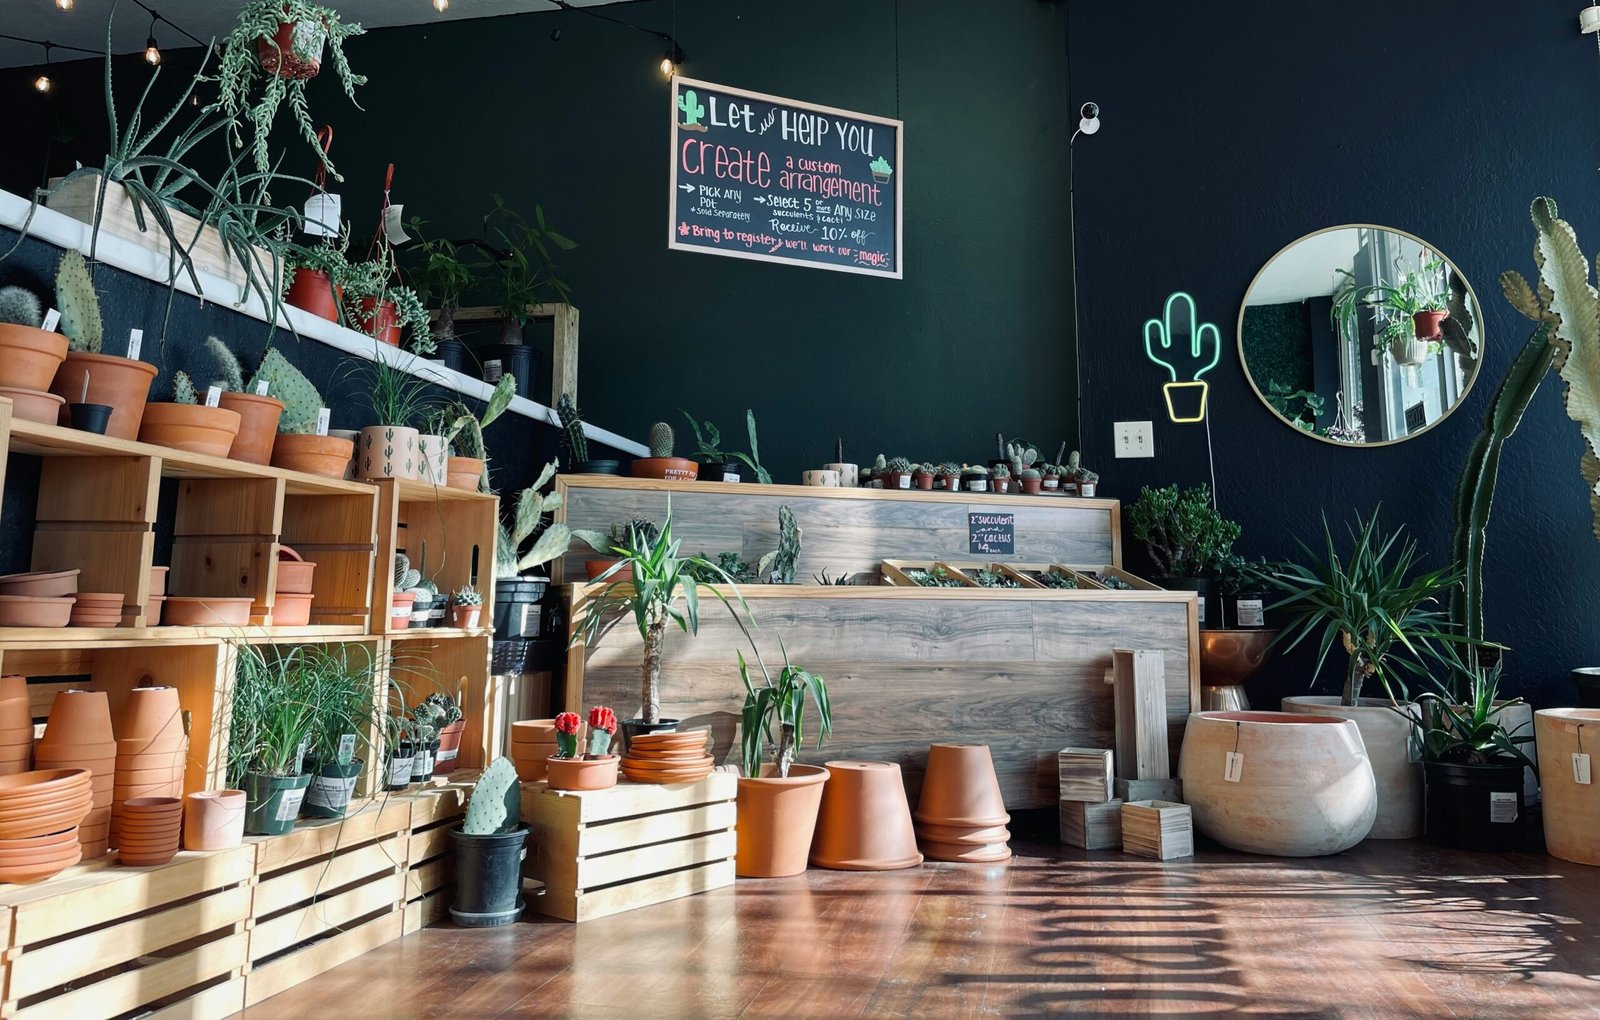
461;756;521;836
0;286;42;328
453;585;483;607
498;460;569;578
648;421;675;459
171;371;199;405
55;249;103;354
248;349;322;434
556;392;589;466
757;505;802;583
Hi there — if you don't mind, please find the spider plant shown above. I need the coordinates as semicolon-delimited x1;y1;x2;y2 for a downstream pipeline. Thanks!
738;641;832;779
228;643;322;785
301;644;378;767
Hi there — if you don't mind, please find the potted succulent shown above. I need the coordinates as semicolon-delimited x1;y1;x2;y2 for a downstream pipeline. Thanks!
545;707;620;790
1127;484;1240;628
409;699;445;782
394;550;441;629
1039;462;1062;492
1063;451;1098;496
962;465;990;492
494;460;568;640
1018;468;1042;494
382;709;415;791
425;691;467;773
138;371;243;458
991;463;1013;493
198;338;285;465
881;456;914;490
283;238;349;322
47;250;158;440
254;350;350;478
736;644;833;877
357;355;430;480
452;585;484;629
936;462;962;492
909;463;935;490
301;645;375;820
229;645;318;836
556;394;620;474
449;757;528;927
632;421;700;480
342;254;433;354
0;283;67;396
572;505;753;747
682;412;741;482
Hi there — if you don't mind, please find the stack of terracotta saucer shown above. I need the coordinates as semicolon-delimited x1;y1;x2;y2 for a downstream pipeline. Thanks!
621;730;715;784
0;675;34;776
509;719;560;782
36;690;115;858
0;569;79;628
0;768;92;883
111;687;186;849
117;797;182;866
69;592;125;628
272;547;318;627
912;743;1013;863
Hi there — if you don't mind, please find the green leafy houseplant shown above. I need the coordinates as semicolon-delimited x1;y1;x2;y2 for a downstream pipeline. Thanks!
730;409;774;484
572;504;753;726
1126;484;1240;579
1252;510;1465;706
483;193;576;344
407;225;479;346
738;643;832;779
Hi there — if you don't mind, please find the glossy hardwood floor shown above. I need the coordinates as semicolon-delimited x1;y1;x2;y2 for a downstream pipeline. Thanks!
238;832;1600;1019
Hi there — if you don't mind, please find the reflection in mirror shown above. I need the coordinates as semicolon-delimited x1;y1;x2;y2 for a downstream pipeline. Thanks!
1238;226;1482;445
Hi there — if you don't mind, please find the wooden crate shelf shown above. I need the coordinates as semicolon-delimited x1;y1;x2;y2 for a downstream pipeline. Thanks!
372;480;499;637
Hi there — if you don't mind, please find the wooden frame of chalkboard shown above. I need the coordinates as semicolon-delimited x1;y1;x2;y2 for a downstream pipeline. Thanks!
668;75;904;280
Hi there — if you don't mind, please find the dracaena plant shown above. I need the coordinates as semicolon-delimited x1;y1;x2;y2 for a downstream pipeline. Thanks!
738;641;832;779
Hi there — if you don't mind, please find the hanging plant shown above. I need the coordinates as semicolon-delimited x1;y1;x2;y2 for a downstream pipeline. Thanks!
218;1;367;181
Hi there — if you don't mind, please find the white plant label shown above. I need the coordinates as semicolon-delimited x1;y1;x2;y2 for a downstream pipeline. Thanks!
307;774;355;809
127;327;143;359
1234;598;1265;628
897;475;911;489
386;756;413;786
1574;752;1592;786
302;193;342;237
204;385;222;408
41;308;61;332
722;471;739;483
1223;751;1244;783
1488;791;1518;824
274;786;307;821
256;379;270;396
315;407;331;436
337;733;357;766
437;744;458;764
294;740;308;774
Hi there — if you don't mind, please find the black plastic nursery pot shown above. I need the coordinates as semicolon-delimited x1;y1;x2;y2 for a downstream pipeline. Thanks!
621;718;679;754
1424;760;1526;852
1227;591;1268;629
68;402;113;434
699;460;742;483
450;825;530;927
1574;667;1600;709
244;772;313;835
493;576;550;640
384;746;416;791
487;343;536;397
413;739;442;783
1162;577;1219;629
303;758;364;819
571;459;622;475
436;338;471;375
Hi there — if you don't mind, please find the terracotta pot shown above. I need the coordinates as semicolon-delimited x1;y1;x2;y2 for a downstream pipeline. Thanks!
0;595;73;628
510;719;558;743
1281;696;1422;839
258;19;324;79
913;743;1010;828
50;352;159;440
631;457;700;481
274;547;317;595
545;754;620;791
357;425;420;481
218;392;284;465
138;403;242;458
0;323;69;391
1179;711;1377;857
436;719;466;772
736;764;830;877
115;686;182;749
0;767;90;802
42;691;113;750
446;456;484;491
809;760;923;871
585;560;632;582
451;604;481;629
912;472;935;490
116;739;186;760
917;838;1012;863
161;597;252;627
1019;477;1042;494
0;569;79;597
184;789;247;851
149;566;168;598
510;744;556;783
390;592;415;630
68;609;122;629
272;434;354;479
991;477;1013;493
621;764;714;784
417;434;449;485
0;385;66;425
1536;709;1600;865
356;298;401;346
1413;309;1449;339
285;267;338;320
914;819;1012;845
273;592;314;627
0;843;81;883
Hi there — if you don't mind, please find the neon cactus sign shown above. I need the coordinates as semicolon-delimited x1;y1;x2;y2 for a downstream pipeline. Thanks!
1143;292;1221;423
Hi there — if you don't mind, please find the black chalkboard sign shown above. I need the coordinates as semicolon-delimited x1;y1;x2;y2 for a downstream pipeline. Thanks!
968;512;1015;555
669;76;903;279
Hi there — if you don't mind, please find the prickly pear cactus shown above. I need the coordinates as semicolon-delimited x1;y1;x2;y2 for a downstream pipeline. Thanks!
648;421;674;458
249;349;322;434
55;249;102;353
206;336;246;393
462;757;520;835
172;371;198;405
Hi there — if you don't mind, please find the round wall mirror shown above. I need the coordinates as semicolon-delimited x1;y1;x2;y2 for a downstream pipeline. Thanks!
1238;225;1484;445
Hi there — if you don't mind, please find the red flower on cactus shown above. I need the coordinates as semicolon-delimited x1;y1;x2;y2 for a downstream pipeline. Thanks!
588;706;618;734
554;712;581;736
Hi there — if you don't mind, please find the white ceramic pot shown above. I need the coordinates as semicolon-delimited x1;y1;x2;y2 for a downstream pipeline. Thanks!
417;433;449;485
802;469;840;487
356;425;419;481
1536;708;1600;865
1282;696;1422;839
1179;710;1377;856
823;462;858;487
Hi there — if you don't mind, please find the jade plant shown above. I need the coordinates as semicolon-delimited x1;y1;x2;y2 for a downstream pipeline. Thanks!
56;249;103;353
1127;484;1240;580
587;706;617;757
0;286;42;327
461;757;521;835
738;642;832;779
756;505;802;584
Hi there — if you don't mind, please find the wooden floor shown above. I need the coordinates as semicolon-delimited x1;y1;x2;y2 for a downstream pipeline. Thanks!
237;834;1600;1019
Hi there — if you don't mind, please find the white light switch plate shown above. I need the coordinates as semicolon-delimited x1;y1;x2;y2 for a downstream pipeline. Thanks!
1114;421;1155;458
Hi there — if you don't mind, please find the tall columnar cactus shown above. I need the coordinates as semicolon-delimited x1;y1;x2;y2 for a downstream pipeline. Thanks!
678;89;706;127
55;249;103;353
172;371;198;405
648;421;675;458
1068;450;1082;471
556;392;590;466
0;286;42;327
757;505;803;583
206;336;246;393
248;349;322;434
461;757;520;835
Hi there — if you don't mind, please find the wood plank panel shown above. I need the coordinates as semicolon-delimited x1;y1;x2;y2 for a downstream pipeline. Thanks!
280;492;380;628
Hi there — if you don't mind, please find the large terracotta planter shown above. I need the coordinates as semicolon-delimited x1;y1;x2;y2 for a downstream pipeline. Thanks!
285;267;338;321
50;351;159;440
0;323;69;391
1536;709;1600;865
0;386;65;425
1180;711;1377;857
1281;696;1421;839
914;743;1010;827
545;754;619;791
447;456;484;491
138;403;242;458
357;425;419;481
735;763;829;878
810;761;923;870
218;392;284;465
272;434;353;478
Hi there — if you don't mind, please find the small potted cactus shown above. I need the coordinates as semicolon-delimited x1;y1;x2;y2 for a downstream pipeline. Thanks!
937;462;962;492
1040;462;1062;492
426;691;467;773
545;707;620;791
991;462;1013;493
961;464;990;492
452;584;484;629
0;282;68;400
631;421;700;480
450;757;530;927
1074;467;1101;497
911;462;936;490
409;699;445;781
47;250;159;440
137;370;244;458
882;456;915;490
383;712;415;790
1065;451;1099;497
1018;468;1043;494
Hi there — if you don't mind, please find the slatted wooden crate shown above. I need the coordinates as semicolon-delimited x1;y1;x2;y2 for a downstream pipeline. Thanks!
521;774;736;922
402;781;472;933
0;846;256;1020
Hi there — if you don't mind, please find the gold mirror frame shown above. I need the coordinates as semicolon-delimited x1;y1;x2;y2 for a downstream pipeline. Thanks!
1236;223;1485;448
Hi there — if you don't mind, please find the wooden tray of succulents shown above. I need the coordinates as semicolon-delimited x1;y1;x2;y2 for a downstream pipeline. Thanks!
881;561;1157;591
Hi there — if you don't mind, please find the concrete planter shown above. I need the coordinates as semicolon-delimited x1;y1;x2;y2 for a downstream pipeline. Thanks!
1282;695;1422;839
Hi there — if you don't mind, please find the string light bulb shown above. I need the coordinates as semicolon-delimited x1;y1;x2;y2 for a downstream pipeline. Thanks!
433;0;449;10
54;0;74;10
660;39;685;77
144;35;161;65
33;74;53;94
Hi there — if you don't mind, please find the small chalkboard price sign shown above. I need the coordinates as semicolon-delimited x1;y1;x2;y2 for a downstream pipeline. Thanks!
968;513;1016;556
668;75;903;279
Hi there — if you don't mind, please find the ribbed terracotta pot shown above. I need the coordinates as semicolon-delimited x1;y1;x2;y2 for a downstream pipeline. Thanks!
50;352;159;440
1536;708;1600;865
138;403;242;458
1180;711;1377;857
447;456;484;491
913;744;1009;828
810;761;923;870
1282;696;1422;839
736;763;830;878
356;425;419;481
218;392;284;465
271;434;354;478
545;755;619;791
0;323;69;391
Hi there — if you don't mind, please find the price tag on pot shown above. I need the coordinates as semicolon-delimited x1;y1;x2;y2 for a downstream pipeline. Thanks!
42;308;61;332
256;379;270;396
337;733;357;766
1574;752;1592;785
294;740;308;774
204;385;222;407
1223;751;1244;783
1488;791;1518;824
127;327;143;360
315;408;331;436
275;785;307;821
